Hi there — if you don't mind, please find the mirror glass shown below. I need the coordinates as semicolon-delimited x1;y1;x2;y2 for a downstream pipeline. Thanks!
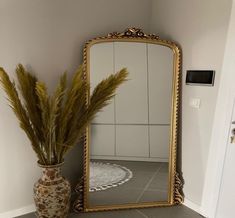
88;41;174;207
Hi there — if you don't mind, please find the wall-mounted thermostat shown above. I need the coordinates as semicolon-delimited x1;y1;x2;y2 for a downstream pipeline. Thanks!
186;70;215;86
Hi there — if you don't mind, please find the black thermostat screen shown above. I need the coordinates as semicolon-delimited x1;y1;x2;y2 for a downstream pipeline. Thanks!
186;70;215;86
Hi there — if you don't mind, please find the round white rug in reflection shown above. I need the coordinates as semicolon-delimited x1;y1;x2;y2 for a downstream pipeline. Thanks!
89;162;133;192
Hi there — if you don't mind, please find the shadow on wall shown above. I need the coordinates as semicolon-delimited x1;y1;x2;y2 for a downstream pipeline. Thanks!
62;143;84;190
177;53;184;194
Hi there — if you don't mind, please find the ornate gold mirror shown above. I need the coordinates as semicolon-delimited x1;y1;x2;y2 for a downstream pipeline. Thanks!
74;28;183;212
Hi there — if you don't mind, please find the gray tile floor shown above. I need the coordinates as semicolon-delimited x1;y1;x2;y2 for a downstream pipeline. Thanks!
16;205;204;218
89;160;168;206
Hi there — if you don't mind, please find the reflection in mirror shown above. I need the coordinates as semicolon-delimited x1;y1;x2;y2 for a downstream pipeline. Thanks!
88;41;174;207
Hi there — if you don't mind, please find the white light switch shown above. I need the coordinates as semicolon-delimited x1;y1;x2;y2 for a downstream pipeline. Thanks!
189;98;201;108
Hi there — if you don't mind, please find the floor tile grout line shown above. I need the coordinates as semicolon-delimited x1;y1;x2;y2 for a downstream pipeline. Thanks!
136;209;149;218
135;163;163;203
157;162;164;173
146;188;168;192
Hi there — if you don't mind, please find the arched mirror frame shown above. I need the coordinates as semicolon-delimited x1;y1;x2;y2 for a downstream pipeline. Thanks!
74;28;183;213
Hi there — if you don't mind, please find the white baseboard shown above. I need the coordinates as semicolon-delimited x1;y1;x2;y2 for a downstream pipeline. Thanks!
183;198;209;218
91;155;168;162
0;204;35;218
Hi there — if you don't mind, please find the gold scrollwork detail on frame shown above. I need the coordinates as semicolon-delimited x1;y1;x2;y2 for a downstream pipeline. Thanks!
108;27;159;40
174;172;184;204
73;177;84;212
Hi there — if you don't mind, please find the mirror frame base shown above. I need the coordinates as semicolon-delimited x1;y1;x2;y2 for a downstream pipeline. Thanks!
73;171;184;212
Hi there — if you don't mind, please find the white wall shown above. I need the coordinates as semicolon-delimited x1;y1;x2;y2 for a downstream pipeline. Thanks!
0;0;151;216
202;0;235;217
150;0;232;210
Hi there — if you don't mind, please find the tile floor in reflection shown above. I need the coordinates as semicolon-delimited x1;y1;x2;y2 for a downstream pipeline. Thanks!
89;160;168;206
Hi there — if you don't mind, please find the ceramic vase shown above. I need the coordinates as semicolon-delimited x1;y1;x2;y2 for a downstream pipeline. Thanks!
33;162;71;218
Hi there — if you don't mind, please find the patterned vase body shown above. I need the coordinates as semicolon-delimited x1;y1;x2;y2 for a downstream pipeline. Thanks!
34;163;71;218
